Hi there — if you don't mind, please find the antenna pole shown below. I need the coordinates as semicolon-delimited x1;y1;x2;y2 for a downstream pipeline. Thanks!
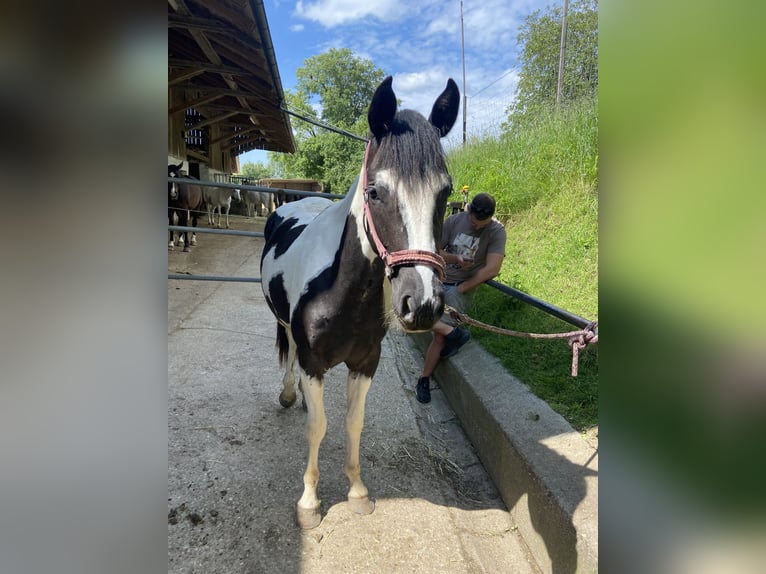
460;0;467;144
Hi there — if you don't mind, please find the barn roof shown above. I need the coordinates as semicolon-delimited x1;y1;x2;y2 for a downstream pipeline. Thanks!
168;0;295;157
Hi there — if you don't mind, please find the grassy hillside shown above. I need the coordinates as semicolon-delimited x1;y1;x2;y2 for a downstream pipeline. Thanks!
445;98;598;431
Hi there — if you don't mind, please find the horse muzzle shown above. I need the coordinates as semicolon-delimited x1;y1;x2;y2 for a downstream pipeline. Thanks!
390;267;445;332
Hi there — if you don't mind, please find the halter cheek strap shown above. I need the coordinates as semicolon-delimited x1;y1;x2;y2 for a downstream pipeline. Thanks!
361;142;446;281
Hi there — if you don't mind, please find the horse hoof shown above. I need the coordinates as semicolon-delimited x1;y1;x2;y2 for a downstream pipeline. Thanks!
279;392;296;408
348;496;375;516
182;245;191;252
296;505;322;529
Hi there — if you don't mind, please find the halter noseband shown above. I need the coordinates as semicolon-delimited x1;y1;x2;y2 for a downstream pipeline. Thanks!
361;142;446;281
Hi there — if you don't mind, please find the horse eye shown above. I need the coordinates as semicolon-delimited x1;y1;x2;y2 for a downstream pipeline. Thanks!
367;187;378;200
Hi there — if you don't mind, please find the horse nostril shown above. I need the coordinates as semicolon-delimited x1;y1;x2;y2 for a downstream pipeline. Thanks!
402;295;414;317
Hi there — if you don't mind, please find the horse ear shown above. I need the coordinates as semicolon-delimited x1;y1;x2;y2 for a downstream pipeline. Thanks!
368;76;397;140
428;78;460;137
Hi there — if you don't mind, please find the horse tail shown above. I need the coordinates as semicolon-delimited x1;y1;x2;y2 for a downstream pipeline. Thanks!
276;323;289;367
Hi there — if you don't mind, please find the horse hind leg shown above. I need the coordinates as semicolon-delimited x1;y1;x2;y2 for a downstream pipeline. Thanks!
345;371;375;516
296;370;326;529
278;325;298;408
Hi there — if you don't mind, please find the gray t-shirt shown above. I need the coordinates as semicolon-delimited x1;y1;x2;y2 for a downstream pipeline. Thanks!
441;211;506;283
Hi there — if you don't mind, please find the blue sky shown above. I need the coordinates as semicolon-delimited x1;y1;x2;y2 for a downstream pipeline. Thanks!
239;0;552;166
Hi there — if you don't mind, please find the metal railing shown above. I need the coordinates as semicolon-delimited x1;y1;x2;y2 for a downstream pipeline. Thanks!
168;176;344;202
168;234;594;331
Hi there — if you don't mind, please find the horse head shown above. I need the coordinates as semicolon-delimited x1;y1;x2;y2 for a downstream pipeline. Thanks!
361;76;460;332
168;163;182;201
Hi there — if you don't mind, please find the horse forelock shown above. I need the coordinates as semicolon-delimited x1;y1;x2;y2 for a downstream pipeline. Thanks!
369;109;448;187
364;109;451;252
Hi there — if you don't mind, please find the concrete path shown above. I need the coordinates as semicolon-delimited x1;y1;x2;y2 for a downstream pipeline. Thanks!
168;215;542;574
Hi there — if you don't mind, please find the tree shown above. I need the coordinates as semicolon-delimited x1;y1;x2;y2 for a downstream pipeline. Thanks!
506;0;597;125
268;49;386;193
240;161;270;180
296;48;385;127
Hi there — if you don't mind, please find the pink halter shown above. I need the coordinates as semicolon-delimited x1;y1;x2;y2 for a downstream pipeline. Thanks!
361;142;446;281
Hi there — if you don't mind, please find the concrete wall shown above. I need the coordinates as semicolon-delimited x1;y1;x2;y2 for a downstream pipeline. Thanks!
409;332;598;573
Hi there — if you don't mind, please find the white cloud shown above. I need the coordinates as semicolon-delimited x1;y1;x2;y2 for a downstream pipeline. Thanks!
394;71;454;114
280;0;544;142
289;24;305;32
295;0;404;28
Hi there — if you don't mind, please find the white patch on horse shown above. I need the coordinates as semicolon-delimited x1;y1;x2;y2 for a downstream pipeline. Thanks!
261;195;352;310
373;167;446;307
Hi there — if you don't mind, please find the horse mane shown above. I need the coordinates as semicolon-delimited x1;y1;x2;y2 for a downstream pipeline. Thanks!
370;109;448;187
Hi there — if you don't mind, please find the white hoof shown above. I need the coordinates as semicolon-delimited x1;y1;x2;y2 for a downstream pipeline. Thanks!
296;504;322;529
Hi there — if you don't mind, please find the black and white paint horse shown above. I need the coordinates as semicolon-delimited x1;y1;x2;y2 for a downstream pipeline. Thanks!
168;164;204;251
260;76;459;528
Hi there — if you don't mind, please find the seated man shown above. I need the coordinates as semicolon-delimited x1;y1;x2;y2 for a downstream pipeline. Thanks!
416;192;507;404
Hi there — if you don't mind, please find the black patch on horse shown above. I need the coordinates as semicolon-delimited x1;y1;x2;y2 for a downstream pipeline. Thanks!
262;215;308;261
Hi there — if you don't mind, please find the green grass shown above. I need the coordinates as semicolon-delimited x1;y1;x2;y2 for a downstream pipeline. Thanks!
446;98;598;431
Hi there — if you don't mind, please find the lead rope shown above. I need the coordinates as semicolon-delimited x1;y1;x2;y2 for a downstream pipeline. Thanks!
445;305;598;377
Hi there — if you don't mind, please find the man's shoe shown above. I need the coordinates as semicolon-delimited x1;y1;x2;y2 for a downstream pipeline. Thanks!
416;377;431;403
440;327;470;359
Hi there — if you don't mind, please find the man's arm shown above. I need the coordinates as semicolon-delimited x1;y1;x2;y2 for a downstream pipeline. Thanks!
456;252;504;294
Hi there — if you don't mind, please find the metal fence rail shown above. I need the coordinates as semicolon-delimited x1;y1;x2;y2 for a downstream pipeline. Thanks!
168;176;345;201
168;274;261;283
168;226;595;329
486;279;592;329
168;225;263;238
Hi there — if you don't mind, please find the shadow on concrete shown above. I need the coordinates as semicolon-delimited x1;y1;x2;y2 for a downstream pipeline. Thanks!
410;332;599;573
168;215;541;574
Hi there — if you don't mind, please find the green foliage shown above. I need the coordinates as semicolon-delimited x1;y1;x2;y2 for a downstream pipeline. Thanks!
239;161;270;180
296;48;385;127
447;96;598;431
506;0;597;125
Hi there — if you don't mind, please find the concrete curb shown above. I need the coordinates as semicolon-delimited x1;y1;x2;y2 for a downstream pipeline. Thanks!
409;333;598;574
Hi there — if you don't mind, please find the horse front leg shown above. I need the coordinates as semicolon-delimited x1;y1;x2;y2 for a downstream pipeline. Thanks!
168;209;175;249
296;370;326;529
179;209;190;252
345;371;375;516
190;210;198;246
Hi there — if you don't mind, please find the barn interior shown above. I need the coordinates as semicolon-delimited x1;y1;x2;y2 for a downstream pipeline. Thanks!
168;0;294;181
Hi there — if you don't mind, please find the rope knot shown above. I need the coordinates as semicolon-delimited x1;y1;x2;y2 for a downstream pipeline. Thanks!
568;322;598;377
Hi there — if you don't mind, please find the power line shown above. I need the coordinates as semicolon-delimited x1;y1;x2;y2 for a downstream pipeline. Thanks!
468;67;518;98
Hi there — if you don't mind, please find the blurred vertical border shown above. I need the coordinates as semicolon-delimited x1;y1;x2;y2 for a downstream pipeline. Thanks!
0;1;167;573
601;0;766;572
1;1;765;573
